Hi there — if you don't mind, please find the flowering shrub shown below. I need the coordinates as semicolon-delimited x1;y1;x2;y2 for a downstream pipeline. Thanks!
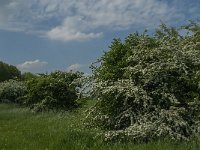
23;71;83;111
86;22;200;142
0;79;27;103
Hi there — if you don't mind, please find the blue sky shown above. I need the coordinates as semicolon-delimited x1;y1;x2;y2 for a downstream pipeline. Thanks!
0;0;199;74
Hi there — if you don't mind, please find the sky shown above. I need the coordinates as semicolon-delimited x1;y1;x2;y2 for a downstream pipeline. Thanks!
0;0;199;74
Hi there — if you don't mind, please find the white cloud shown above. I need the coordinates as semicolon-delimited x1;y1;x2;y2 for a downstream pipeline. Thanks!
0;0;199;41
17;59;48;73
67;63;87;72
47;17;103;41
45;0;177;41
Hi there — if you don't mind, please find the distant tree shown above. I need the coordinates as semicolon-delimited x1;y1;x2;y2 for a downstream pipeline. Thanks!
21;72;38;81
0;61;21;82
23;71;83;111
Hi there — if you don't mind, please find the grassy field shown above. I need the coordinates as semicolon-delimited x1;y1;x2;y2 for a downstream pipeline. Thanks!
0;102;200;150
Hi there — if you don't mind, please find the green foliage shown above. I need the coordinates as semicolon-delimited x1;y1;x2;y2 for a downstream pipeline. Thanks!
0;61;21;82
0;80;27;103
87;22;200;142
21;72;38;81
93;38;130;80
23;71;83;111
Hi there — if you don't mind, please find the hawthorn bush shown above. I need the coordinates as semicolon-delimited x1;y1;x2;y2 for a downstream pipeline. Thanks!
23;71;83;111
0;80;27;103
86;22;200;142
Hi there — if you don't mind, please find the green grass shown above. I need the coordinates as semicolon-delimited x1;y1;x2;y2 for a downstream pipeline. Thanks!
0;102;199;150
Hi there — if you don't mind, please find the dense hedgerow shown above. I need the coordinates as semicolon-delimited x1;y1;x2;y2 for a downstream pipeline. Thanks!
0;80;27;103
23;71;83;111
86;22;200;142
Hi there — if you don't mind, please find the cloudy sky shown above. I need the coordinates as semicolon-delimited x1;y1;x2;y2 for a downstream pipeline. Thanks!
0;0;199;74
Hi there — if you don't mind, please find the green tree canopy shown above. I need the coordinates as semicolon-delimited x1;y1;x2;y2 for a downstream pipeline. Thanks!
21;72;38;81
0;61;21;82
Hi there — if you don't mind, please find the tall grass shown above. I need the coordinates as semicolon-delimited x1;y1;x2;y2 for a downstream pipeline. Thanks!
0;102;199;150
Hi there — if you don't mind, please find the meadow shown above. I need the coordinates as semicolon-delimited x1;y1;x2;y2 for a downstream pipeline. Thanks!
0;101;199;150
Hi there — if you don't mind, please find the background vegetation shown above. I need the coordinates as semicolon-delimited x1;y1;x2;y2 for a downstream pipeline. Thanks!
23;71;82;111
0;61;21;82
0;79;27;103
